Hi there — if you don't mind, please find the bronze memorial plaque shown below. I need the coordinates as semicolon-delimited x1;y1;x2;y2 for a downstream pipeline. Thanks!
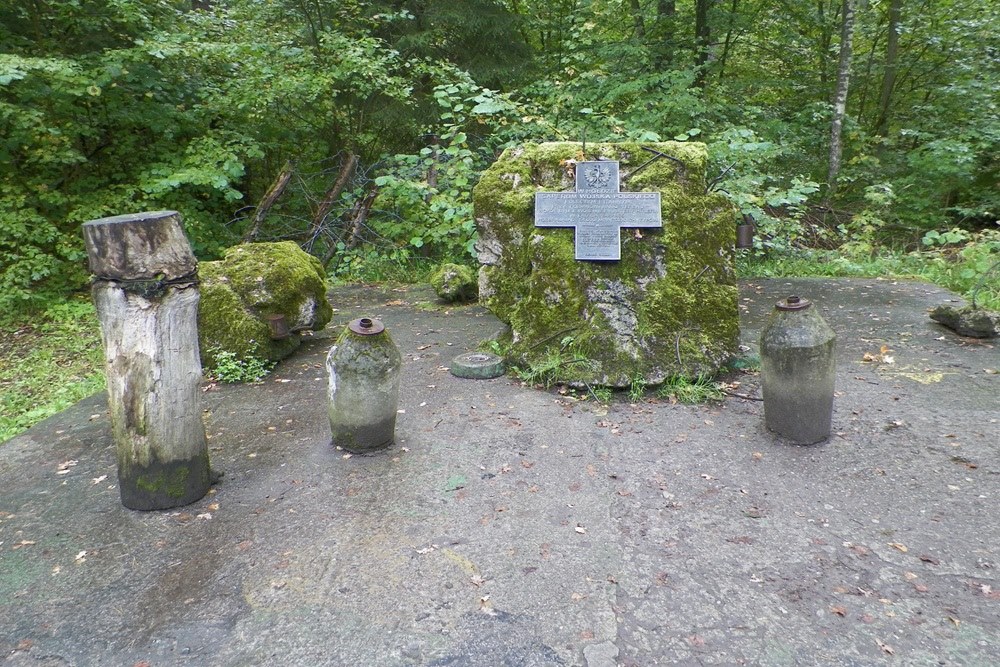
534;161;662;260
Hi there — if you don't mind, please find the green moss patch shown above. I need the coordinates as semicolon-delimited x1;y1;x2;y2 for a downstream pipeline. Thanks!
473;141;739;387
429;263;478;302
198;242;332;368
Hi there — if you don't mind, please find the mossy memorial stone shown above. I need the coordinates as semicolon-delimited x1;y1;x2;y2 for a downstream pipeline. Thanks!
198;241;332;367
474;142;739;387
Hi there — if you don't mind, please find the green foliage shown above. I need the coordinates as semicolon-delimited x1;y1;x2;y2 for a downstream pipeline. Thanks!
627;373;648;403
919;230;1000;309
707;127;822;253
0;297;105;443
509;348;595;390
922;228;972;248
741;229;1000;311
0;0;997;311
207;348;273;384
656;375;725;404
589;385;613;404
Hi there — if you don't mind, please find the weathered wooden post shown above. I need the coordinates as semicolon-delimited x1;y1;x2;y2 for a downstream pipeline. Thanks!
82;211;211;510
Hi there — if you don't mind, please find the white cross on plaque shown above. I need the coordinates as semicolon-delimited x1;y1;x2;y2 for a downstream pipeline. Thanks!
534;161;662;260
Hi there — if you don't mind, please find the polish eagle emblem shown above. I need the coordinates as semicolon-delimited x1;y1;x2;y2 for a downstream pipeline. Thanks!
583;163;613;189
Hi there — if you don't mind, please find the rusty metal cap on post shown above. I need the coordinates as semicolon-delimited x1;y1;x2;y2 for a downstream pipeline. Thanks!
776;295;812;311
348;317;385;335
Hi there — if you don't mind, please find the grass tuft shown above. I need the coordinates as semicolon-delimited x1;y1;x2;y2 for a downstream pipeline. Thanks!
0;297;106;442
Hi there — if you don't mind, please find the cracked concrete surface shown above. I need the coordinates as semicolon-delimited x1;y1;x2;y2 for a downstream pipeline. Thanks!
1;278;997;666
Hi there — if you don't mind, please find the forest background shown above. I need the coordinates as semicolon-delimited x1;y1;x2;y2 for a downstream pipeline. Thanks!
1;0;998;438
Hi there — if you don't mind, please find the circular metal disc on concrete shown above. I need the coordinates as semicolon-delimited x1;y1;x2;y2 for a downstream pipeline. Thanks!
450;352;505;379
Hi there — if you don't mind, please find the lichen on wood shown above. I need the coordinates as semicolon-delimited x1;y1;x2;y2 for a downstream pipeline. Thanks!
84;210;211;510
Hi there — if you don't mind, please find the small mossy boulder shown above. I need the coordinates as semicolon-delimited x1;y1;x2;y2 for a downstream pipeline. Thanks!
198;241;333;367
473;141;740;387
430;263;478;302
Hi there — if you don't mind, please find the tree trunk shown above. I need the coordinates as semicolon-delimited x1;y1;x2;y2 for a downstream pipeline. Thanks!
82;211;211;511
630;0;646;39
826;0;855;198
655;0;677;66
875;0;902;136
306;152;356;247
324;185;378;269
817;0;831;88
694;0;711;88
243;160;294;242
717;0;740;81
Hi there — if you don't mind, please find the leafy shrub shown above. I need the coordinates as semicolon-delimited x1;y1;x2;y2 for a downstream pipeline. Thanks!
207;348;273;384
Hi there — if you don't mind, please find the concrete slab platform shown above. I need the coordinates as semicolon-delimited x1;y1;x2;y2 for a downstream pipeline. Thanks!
1;278;997;666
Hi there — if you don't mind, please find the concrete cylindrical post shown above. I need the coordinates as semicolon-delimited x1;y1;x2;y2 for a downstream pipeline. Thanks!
326;317;402;453
82;211;211;510
760;295;837;444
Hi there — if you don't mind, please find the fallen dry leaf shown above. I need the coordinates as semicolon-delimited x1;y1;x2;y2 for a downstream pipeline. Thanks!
875;639;895;655
831;605;847;616
888;542;908;553
574;525;587;534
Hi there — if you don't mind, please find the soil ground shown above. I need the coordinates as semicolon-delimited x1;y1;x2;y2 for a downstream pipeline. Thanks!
1;278;997;666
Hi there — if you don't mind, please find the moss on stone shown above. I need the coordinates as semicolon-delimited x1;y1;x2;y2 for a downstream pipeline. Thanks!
118;449;211;510
198;242;332;367
473;141;739;387
429;263;478;302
